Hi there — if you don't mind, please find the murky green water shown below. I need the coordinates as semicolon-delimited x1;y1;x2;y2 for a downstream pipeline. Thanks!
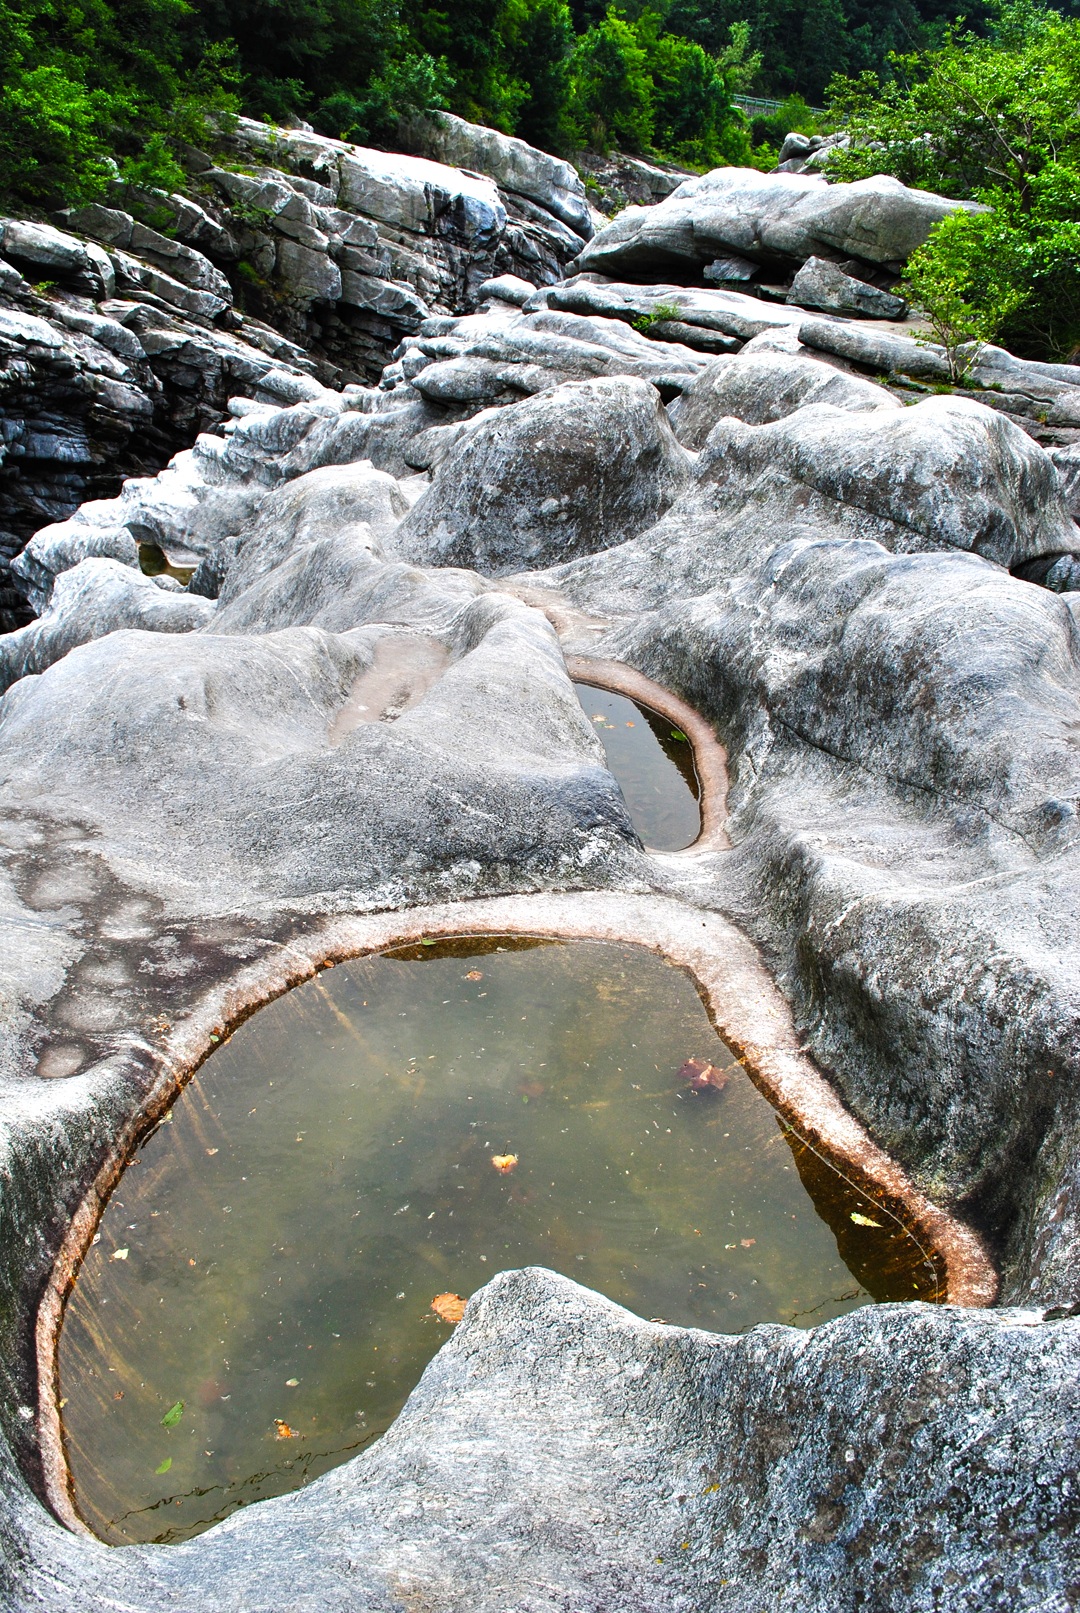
58;939;943;1545
573;682;700;850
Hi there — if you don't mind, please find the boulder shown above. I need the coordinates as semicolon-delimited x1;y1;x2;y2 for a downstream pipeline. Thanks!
668;348;900;447
575;168;983;281
787;255;908;319
0;1270;1077;1610
402;110;593;241
396;375;692;573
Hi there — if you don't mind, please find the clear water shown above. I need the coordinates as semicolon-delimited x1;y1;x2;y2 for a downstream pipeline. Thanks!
57;939;943;1545
573;682;700;851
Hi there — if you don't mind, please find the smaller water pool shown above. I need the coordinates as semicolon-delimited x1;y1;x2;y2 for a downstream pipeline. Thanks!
574;682;701;851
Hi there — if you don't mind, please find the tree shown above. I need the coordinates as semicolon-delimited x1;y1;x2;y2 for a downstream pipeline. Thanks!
568;10;654;152
826;1;1080;359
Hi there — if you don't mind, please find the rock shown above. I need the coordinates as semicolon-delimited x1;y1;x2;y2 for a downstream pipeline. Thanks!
396;375;692;573
703;253;760;282
215;462;410;606
798;316;953;380
401;110;593;241
576;168;984;281
274;238;343;304
668;348;900;448
0;557;213;691
476;273;536;307
531;393;1077;623
787;255;908;319
1;1268;1077;1609
397;305;709;406
543;275;805;345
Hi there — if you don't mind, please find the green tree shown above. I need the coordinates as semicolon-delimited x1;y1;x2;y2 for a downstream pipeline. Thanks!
826;1;1080;359
568;9;654;152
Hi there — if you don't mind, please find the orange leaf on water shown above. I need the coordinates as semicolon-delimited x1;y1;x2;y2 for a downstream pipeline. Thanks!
274;1420;298;1439
431;1292;467;1324
491;1153;518;1174
465;970;483;981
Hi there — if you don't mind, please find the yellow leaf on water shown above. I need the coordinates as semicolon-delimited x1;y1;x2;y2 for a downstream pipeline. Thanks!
491;1154;518;1174
111;1248;129;1261
431;1292;467;1324
850;1212;883;1228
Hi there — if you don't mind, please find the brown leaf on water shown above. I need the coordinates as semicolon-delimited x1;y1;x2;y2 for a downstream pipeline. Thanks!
679;1057;729;1094
491;1153;518;1174
464;970;483;981
740;1238;756;1248
274;1420;299;1439
431;1292;467;1324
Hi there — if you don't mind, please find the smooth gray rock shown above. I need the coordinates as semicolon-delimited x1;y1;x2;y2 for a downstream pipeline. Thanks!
2;1269;1076;1612
576;169;982;280
787;255;908;319
668;348;900;447
215;461;410;606
402;110;593;241
544;274;805;344
0;557;213;690
397;375;692;573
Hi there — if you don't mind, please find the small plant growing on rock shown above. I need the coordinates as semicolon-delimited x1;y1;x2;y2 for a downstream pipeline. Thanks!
633;302;682;333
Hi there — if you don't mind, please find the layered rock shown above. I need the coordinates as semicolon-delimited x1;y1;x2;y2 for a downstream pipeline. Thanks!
0;114;591;622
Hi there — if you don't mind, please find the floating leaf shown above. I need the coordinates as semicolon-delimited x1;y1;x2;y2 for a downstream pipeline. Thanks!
670;728;688;742
111;1248;129;1261
740;1238;756;1248
850;1212;883;1228
285;1378;299;1387
431;1292;467;1324
491;1153;518;1174
161;1400;185;1428
274;1420;298;1439
206;1148;218;1157
420;938;437;947
679;1058;728;1094
154;1457;172;1475
465;970;483;981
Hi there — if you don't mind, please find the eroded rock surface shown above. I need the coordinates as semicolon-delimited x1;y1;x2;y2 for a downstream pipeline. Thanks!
1;160;1080;1612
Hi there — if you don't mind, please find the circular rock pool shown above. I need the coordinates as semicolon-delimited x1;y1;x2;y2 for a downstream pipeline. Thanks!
55;938;944;1544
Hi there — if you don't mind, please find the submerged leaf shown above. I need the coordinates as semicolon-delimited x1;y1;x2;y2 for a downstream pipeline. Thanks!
491;1153;518;1174
161;1400;185;1428
431;1292;467;1324
154;1457;172;1475
850;1212;883;1228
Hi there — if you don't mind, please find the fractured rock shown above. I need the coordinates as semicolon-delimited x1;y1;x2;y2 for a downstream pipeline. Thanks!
787;255;908;319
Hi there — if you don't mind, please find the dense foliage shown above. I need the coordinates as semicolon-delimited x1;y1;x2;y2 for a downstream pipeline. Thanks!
0;0;764;209
827;1;1080;360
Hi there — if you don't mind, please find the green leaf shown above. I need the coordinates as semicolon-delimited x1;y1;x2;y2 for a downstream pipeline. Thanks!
161;1400;185;1427
670;729;688;742
850;1212;883;1228
420;938;437;946
155;1457;172;1475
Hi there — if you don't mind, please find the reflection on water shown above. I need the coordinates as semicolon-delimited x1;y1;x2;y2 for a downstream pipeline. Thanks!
58;940;943;1545
573;682;700;851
